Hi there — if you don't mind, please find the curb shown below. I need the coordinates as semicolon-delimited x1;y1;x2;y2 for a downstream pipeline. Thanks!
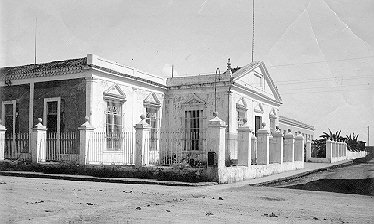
250;160;354;186
0;171;217;187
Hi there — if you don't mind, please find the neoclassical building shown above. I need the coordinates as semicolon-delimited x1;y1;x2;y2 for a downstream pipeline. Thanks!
1;54;285;165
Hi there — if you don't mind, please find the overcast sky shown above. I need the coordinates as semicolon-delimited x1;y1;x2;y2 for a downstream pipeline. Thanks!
1;0;373;144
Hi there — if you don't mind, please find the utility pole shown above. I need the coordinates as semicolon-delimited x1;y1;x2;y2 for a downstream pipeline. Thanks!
214;68;221;113
34;17;37;65
251;0;255;62
368;126;370;146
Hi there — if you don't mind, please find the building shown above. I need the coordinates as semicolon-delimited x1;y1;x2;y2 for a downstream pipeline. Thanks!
1;54;282;165
279;115;314;141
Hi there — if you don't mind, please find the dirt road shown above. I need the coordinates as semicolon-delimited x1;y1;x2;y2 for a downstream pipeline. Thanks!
270;158;374;196
1;172;373;223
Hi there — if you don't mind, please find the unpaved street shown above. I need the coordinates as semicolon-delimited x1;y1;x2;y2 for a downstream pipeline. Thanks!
1;171;373;224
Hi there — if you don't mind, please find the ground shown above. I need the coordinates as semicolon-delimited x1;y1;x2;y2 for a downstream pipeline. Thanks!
1;160;374;223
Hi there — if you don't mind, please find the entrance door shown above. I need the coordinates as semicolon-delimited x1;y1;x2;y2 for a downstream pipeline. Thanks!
2;101;17;158
255;116;262;136
44;98;61;161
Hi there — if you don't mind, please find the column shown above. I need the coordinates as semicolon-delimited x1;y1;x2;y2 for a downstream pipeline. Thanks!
0;120;6;160
78;116;95;165
294;134;304;161
326;140;333;162
134;115;151;168
284;132;294;162
257;124;270;165
31;118;47;163
305;140;312;161
207;112;227;169
237;125;252;167
29;82;34;134
272;131;283;164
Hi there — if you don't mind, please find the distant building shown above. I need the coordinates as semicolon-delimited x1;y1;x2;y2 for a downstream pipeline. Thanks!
279;115;314;141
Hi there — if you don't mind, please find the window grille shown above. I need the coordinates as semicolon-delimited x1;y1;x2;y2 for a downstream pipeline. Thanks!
184;110;203;151
105;100;122;150
146;107;158;151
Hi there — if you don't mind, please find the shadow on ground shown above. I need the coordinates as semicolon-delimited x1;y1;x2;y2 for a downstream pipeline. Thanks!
284;178;374;196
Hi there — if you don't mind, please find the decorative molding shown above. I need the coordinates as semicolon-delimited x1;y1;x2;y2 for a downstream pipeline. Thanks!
143;93;161;107
269;108;277;119
182;93;206;106
103;84;126;102
254;102;264;114
236;97;247;110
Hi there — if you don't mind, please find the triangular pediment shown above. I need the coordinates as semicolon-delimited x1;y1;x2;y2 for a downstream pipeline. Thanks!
269;108;277;119
182;93;206;105
254;102;264;114
103;84;126;101
232;62;282;103
236;97;247;110
143;93;160;107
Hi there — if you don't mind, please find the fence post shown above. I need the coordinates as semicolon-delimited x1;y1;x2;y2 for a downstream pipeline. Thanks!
78;116;95;165
272;131;283;164
326;140;333;162
306;140;312;161
207;112;227;169
237;125;252;167
251;132;257;165
257;123;270;165
31;118;47;163
134;115;151;168
284;131;294;162
294;134;304;162
0;120;6;160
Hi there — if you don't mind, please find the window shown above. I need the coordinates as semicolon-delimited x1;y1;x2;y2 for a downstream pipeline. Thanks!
185;110;203;151
105;100;122;150
43;98;61;134
47;101;58;132
146;107;158;151
2;100;18;137
254;116;262;136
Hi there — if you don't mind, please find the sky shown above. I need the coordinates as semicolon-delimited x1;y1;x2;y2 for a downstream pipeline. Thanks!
1;0;373;144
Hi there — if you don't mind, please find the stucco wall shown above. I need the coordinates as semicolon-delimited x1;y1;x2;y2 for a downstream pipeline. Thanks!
90;71;165;132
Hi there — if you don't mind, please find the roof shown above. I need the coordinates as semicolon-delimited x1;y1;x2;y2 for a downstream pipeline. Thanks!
231;61;282;102
279;115;315;131
0;58;87;81
0;54;166;87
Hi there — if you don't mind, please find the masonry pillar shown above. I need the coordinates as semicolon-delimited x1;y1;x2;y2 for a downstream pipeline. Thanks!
294;134;304;161
134;115;151;168
0;120;6;160
343;142;347;157
78;116;95;165
257;123;270;165
237;125;252;167
332;141;337;158
305;140;312;161
272;131;283;164
251;133;257;165
207;113;227;170
326;140;333;162
31;118;47;163
283;131;294;162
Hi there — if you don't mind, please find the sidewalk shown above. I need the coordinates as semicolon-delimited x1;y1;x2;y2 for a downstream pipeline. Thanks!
0;160;353;187
245;160;353;186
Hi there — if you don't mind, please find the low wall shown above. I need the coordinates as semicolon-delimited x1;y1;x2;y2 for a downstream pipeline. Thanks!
217;161;304;184
307;157;330;163
346;151;367;160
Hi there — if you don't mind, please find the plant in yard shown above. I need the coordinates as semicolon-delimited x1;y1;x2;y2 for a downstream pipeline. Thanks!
346;133;366;152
